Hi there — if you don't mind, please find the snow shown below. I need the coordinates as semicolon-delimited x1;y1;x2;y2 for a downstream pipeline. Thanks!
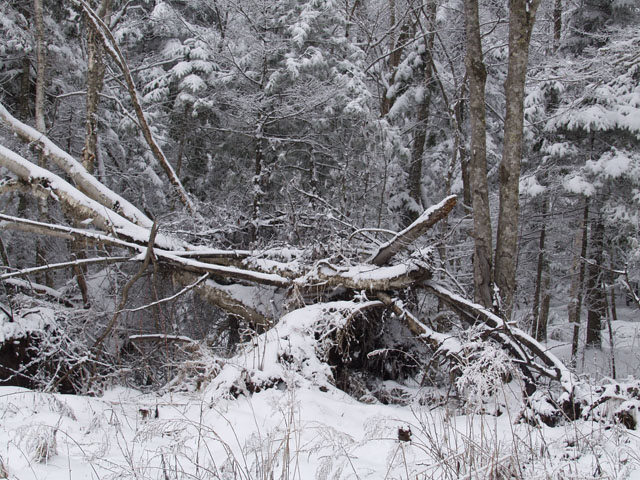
2;374;640;478
0;305;55;343
563;174;596;196
519;175;546;197
179;73;206;93
586;149;634;178
3;301;640;478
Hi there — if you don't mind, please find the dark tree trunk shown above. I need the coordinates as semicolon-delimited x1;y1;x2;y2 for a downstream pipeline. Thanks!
585;211;606;348
532;197;548;341
569;200;589;361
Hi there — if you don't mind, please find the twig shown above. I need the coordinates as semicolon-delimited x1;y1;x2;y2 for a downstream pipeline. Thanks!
117;273;209;313
92;222;159;362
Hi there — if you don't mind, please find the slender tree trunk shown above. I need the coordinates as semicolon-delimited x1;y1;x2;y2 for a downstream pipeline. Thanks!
83;0;111;175
34;0;45;136
569;199;589;362
538;272;551;342
553;0;562;50
464;0;493;308
407;0;437;220
609;252;617;321
250;129;266;244
494;0;541;317
20;58;31;120
532;196;548;341
34;0;52;286
585;210;606;348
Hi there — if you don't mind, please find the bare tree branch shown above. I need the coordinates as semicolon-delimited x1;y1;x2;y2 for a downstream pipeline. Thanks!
77;0;196;214
370;195;457;266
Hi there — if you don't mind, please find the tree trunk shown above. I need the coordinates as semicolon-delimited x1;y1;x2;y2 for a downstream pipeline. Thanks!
464;0;493;308
407;0;437;220
553;0;562;50
532;196;548;341
569;199;589;361
34;0;52;286
83;0;111;175
494;0;541;317
585;210;605;348
20;58;31;121
538;272;551;342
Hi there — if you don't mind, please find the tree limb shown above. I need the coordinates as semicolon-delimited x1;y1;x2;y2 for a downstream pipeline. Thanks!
370;195;457;266
0;101;153;229
1;255;132;280
77;0;196;214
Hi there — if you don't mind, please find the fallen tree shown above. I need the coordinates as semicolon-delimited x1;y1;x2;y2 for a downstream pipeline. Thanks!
0;97;579;400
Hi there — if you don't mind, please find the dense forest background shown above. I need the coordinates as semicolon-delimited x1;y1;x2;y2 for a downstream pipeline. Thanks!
2;0;640;478
0;0;639;396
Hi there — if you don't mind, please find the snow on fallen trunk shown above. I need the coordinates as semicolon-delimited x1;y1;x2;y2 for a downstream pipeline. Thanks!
0;144;184;250
0;101;153;229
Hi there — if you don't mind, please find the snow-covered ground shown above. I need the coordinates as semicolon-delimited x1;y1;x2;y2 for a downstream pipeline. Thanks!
2;300;640;479
1;381;639;479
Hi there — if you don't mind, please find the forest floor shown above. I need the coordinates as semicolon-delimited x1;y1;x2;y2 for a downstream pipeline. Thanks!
1;302;640;479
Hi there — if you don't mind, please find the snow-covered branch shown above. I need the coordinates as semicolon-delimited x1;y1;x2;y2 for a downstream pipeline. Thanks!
0;101;152;229
0;144;183;250
423;281;577;391
370;195;457;266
